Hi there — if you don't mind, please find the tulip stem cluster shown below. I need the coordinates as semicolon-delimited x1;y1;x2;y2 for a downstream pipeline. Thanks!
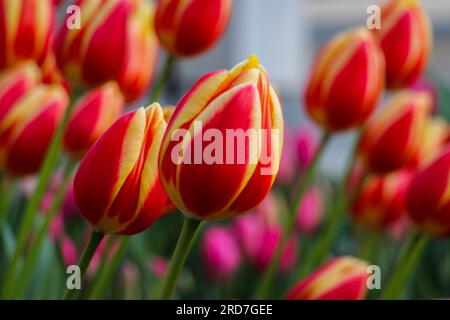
254;131;331;299
381;233;430;299
9;159;77;299
1;97;77;298
149;55;177;104
160;217;202;300
64;230;105;300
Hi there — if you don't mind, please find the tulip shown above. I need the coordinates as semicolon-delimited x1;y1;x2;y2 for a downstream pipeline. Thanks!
295;127;319;170
150;256;169;279
74;103;168;235
304;28;384;131
0;0;56;69
62;182;78;218
55;0;159;101
232;213;263;260
159;55;283;220
406;147;450;237
287;256;369;300
0;84;68;176
351;170;411;230
59;235;79;266
296;187;323;234
154;0;232;57
49;213;64;240
201;226;240;281
252;226;298;274
407;117;449;168
63;82;125;158
358;90;431;174
373;0;432;88
0;62;41;121
276;129;296;185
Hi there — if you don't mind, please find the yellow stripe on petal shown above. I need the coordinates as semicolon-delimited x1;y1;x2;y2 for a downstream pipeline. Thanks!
136;103;166;211
110;107;146;203
4;0;21;65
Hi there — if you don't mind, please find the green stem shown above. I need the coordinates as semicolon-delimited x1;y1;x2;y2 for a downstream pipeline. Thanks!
88;237;130;300
381;233;429;300
253;131;331;299
0;173;14;228
160;216;202;300
149;55;177;104
63;231;105;300
1;98;76;298
9;159;77;299
357;229;380;261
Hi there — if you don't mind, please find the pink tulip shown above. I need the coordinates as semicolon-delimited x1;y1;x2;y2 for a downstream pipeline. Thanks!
296;188;323;234
202;226;241;281
150;256;169;279
62;183;78;218
49;213;64;241
232;214;263;260
295;127;319;170
252;225;298;273
59;236;78;266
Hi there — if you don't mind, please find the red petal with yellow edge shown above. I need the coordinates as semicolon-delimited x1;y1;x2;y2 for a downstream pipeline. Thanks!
176;84;260;218
6;100;63;176
74;110;142;228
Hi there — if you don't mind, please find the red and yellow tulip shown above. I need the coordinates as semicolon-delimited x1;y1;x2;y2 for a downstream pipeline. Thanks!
407;117;449;168
0;83;68;176
0;0;56;69
406;147;450;237
55;0;159;101
0;62;41;121
351;170;411;230
287;256;369;300
155;0;232;57
74;103;168;235
304;28;384;131
63;81;125;159
373;0;432;88
158;55;283;220
358;90;431;174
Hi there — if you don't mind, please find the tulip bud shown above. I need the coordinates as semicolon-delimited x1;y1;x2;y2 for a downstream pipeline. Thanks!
407;117;449;168
373;0;432;88
358;90;431;174
159;55;284;220
63;82;125;158
0;0;56;69
201;226;240;281
252;226;297;274
351;170;411;230
74;103;168;235
287;256;369;300
0;84;68;176
55;0;159;101
296;187;323;234
304;28;384;131
155;0;232;57
0;62;41;120
406;147;450;237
